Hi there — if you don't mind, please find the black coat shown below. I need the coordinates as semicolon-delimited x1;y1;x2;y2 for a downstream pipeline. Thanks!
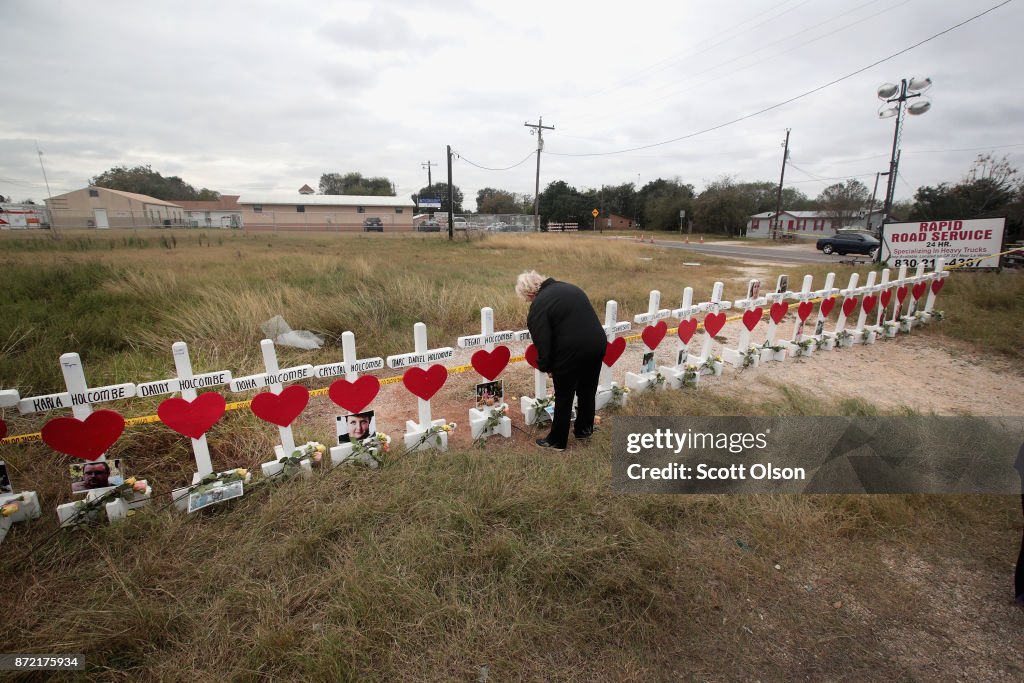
527;278;607;374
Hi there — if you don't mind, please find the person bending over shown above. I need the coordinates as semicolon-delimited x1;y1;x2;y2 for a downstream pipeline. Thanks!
517;270;606;451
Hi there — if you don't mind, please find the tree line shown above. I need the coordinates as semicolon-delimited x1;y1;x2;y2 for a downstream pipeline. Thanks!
79;155;1022;239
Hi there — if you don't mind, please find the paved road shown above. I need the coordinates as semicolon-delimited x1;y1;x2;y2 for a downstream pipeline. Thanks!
614;236;856;265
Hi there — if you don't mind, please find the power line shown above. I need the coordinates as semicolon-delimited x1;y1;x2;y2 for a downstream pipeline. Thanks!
546;0;1016;158
453;149;536;172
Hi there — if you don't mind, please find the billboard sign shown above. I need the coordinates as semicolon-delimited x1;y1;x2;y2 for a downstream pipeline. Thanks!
881;217;1004;269
417;197;442;209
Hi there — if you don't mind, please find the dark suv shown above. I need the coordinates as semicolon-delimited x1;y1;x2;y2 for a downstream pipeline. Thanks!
363;217;383;232
417;219;441;232
816;231;879;257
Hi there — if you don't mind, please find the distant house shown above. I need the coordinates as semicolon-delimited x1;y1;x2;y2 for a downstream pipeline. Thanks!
44;187;185;229
237;193;416;232
601;213;636;230
746;211;840;239
176;195;244;229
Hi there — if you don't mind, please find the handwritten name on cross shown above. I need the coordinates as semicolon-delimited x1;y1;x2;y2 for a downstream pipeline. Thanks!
313;332;385;381
458;308;514;352
633;290;672;326
18;354;136;421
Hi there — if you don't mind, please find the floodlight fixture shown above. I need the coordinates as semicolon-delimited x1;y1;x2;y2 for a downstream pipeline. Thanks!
877;83;899;100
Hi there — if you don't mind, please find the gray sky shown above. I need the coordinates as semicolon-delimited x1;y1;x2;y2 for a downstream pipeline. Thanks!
2;0;1022;210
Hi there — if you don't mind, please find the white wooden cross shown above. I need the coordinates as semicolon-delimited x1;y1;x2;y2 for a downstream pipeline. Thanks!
722;279;768;369
760;274;797;362
785;275;816;358
316;331;386;469
230;339;314;458
823;272;860;348
386;322;453;452
688;282;731;374
870;267;895;336
0;389;42;546
625;290;672;394
901;261;928;329
513;327;549;424
810;272;840;350
459;307;513;442
852;270;879;344
921;259;948;321
136;342;233;481
887;263;909;330
663;287;700;388
594;300;631;410
19;353;151;527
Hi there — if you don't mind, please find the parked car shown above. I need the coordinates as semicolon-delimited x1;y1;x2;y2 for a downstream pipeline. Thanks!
452;217;469;231
417;219;441;232
816;231;880;257
363;217;383;232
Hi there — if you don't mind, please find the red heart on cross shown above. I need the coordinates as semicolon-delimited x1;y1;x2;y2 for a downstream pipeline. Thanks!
471;346;511;381
402;364;448;401
742;308;763;332
703;312;726;337
603;337;626;367
912;283;927;300
842;297;857;317
931;279;944;295
880;290;892;309
524;344;539;369
896;286;908;304
158;392;226;439
797;301;814;322
41;409;125;461
819;297;836;317
641;321;667;350
677;318;698;344
251;385;309;427
0;418;6;440
862;295;878;314
770;302;789;324
328;375;381;414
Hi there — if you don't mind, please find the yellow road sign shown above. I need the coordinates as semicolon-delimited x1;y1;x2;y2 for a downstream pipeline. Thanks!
592;209;599;217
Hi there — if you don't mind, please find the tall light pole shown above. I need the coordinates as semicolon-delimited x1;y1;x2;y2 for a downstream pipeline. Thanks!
864;170;889;237
876;77;932;228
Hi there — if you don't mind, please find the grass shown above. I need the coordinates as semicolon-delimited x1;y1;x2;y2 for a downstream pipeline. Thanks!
1;228;1022;680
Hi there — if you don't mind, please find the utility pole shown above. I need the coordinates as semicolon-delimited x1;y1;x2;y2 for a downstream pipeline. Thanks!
865;170;889;237
446;146;454;242
421;160;438;188
524;116;554;231
772;129;791;241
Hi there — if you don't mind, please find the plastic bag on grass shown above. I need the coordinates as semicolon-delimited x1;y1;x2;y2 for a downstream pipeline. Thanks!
261;315;324;350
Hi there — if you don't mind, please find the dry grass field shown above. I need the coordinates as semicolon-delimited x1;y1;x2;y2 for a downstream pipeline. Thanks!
1;228;1022;681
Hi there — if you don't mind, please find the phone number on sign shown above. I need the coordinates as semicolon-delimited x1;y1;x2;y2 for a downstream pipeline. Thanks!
891;257;972;269
0;655;85;671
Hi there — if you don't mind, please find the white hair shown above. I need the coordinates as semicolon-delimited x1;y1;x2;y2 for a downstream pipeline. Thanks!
515;270;547;301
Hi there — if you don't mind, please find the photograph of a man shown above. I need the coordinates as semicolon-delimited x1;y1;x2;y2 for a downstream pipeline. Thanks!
337;411;376;444
70;459;123;493
0;460;12;495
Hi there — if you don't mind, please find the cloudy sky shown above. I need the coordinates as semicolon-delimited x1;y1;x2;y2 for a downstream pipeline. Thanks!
2;0;1021;210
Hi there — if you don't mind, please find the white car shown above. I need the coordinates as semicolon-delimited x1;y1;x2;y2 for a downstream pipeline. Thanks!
453;218;469;230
